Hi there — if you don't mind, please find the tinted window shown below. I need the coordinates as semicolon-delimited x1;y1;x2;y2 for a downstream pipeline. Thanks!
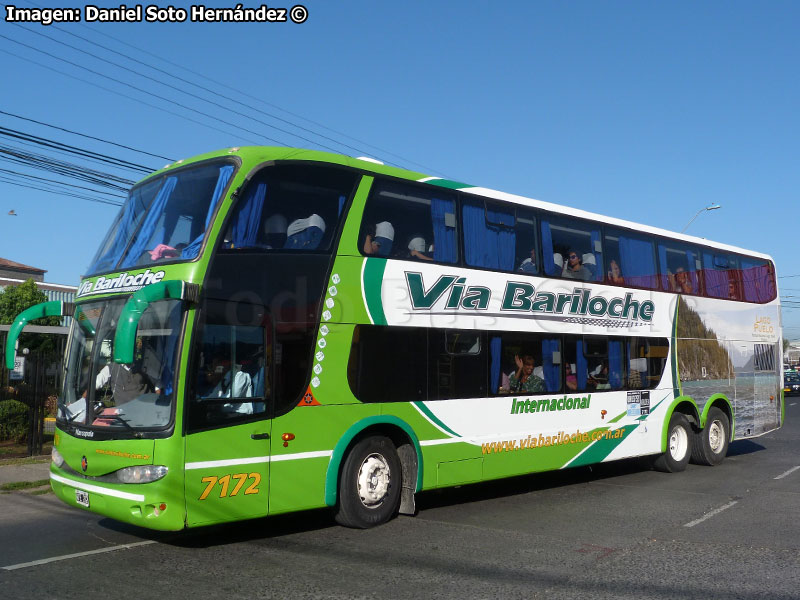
702;252;741;300
626;337;669;390
540;216;603;282
187;299;267;430
347;325;427;403
657;241;701;295
462;197;538;275
740;257;776;303
222;165;358;252
360;181;458;263
429;330;487;400
604;229;658;289
492;333;560;395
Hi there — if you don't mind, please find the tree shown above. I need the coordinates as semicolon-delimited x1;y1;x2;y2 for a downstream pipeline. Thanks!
0;279;62;354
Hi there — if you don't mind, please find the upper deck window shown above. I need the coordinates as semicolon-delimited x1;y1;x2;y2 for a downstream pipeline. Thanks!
86;160;236;275
603;229;658;290
657;241;702;295
540;216;603;283
360;181;458;263
221;165;358;253
462;197;539;275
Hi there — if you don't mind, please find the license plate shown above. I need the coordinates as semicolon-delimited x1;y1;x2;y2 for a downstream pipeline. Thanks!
75;489;90;507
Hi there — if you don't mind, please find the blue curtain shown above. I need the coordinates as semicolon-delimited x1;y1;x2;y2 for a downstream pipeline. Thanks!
703;253;729;298
463;202;515;270
589;230;602;281
657;245;669;290
120;177;178;268
490;336;501;394
182;164;235;259
576;340;588;390
741;259;774;303
608;340;623;389
619;235;657;289
338;195;345;216
488;206;516;271
541;338;560;392
230;182;267;249
431;197;457;263
463;202;485;267
541;220;557;275
88;199;137;274
686;249;700;293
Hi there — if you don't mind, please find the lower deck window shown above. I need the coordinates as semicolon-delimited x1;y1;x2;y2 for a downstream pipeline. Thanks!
347;326;669;403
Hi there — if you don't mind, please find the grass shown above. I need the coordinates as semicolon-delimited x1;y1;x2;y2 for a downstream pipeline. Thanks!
0;479;50;491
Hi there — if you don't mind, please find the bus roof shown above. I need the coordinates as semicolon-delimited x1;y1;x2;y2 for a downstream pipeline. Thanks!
147;146;773;263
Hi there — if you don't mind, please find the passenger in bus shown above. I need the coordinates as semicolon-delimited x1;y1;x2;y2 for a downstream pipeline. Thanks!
284;214;326;250
607;259;624;285
518;248;537;274
668;266;693;294
262;213;288;248
408;236;433;261
202;355;253;400
565;363;578;391
589;362;610;390
509;354;546;394
363;221;395;257
562;249;592;281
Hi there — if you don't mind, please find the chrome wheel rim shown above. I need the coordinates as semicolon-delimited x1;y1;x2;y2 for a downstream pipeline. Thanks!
669;425;689;461
708;419;725;454
357;453;391;509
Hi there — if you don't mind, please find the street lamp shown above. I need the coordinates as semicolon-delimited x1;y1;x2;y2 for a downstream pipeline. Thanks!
681;204;721;233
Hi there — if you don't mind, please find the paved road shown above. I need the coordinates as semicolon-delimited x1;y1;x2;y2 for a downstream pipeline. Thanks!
2;401;799;600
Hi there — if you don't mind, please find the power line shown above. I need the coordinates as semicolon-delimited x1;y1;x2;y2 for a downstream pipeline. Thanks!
19;23;385;162
12;23;352;156
0;125;154;173
0;109;174;162
0;40;281;146
24;2;441;174
0;46;265;147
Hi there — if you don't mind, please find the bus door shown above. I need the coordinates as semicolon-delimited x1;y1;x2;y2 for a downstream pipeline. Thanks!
184;300;273;526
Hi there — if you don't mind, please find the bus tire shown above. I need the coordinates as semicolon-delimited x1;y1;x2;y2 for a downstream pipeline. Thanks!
690;407;730;466
334;435;402;529
652;412;691;473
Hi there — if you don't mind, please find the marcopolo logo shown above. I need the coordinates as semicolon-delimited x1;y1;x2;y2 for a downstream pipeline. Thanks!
77;269;166;297
405;272;655;322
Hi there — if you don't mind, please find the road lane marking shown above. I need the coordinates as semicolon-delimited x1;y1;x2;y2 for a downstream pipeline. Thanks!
774;466;800;480
684;500;738;528
1;540;156;571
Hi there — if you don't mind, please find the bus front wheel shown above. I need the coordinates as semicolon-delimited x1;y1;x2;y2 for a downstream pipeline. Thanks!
690;407;730;466
653;412;691;473
334;435;402;528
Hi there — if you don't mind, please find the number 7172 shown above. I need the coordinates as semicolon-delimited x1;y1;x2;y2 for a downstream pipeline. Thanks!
198;473;261;500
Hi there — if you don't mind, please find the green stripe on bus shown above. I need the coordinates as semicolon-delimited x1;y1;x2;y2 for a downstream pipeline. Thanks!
363;258;387;325
672;300;681;398
413;401;461;438
568;424;639;467
423;179;475;190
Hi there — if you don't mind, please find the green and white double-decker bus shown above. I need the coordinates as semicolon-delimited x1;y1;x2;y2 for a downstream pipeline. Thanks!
5;147;782;530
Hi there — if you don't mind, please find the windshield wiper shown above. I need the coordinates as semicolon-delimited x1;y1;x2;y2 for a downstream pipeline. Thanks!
94;413;134;431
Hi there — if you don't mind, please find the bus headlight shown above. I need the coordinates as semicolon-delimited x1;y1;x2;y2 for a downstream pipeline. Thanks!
115;465;168;484
51;446;64;468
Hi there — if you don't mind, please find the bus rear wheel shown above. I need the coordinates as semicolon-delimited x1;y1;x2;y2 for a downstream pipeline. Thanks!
334;435;401;528
653;412;691;473
690;407;730;466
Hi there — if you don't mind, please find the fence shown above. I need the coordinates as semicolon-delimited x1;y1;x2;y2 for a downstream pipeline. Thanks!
1;330;66;456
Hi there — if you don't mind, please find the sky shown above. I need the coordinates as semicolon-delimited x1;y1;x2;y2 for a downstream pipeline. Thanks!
1;1;799;338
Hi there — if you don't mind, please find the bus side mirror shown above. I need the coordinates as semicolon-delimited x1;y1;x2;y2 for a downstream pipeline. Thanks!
113;281;199;364
4;301;74;369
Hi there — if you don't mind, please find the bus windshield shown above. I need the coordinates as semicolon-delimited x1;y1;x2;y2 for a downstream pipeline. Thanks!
59;298;183;432
86;160;236;275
